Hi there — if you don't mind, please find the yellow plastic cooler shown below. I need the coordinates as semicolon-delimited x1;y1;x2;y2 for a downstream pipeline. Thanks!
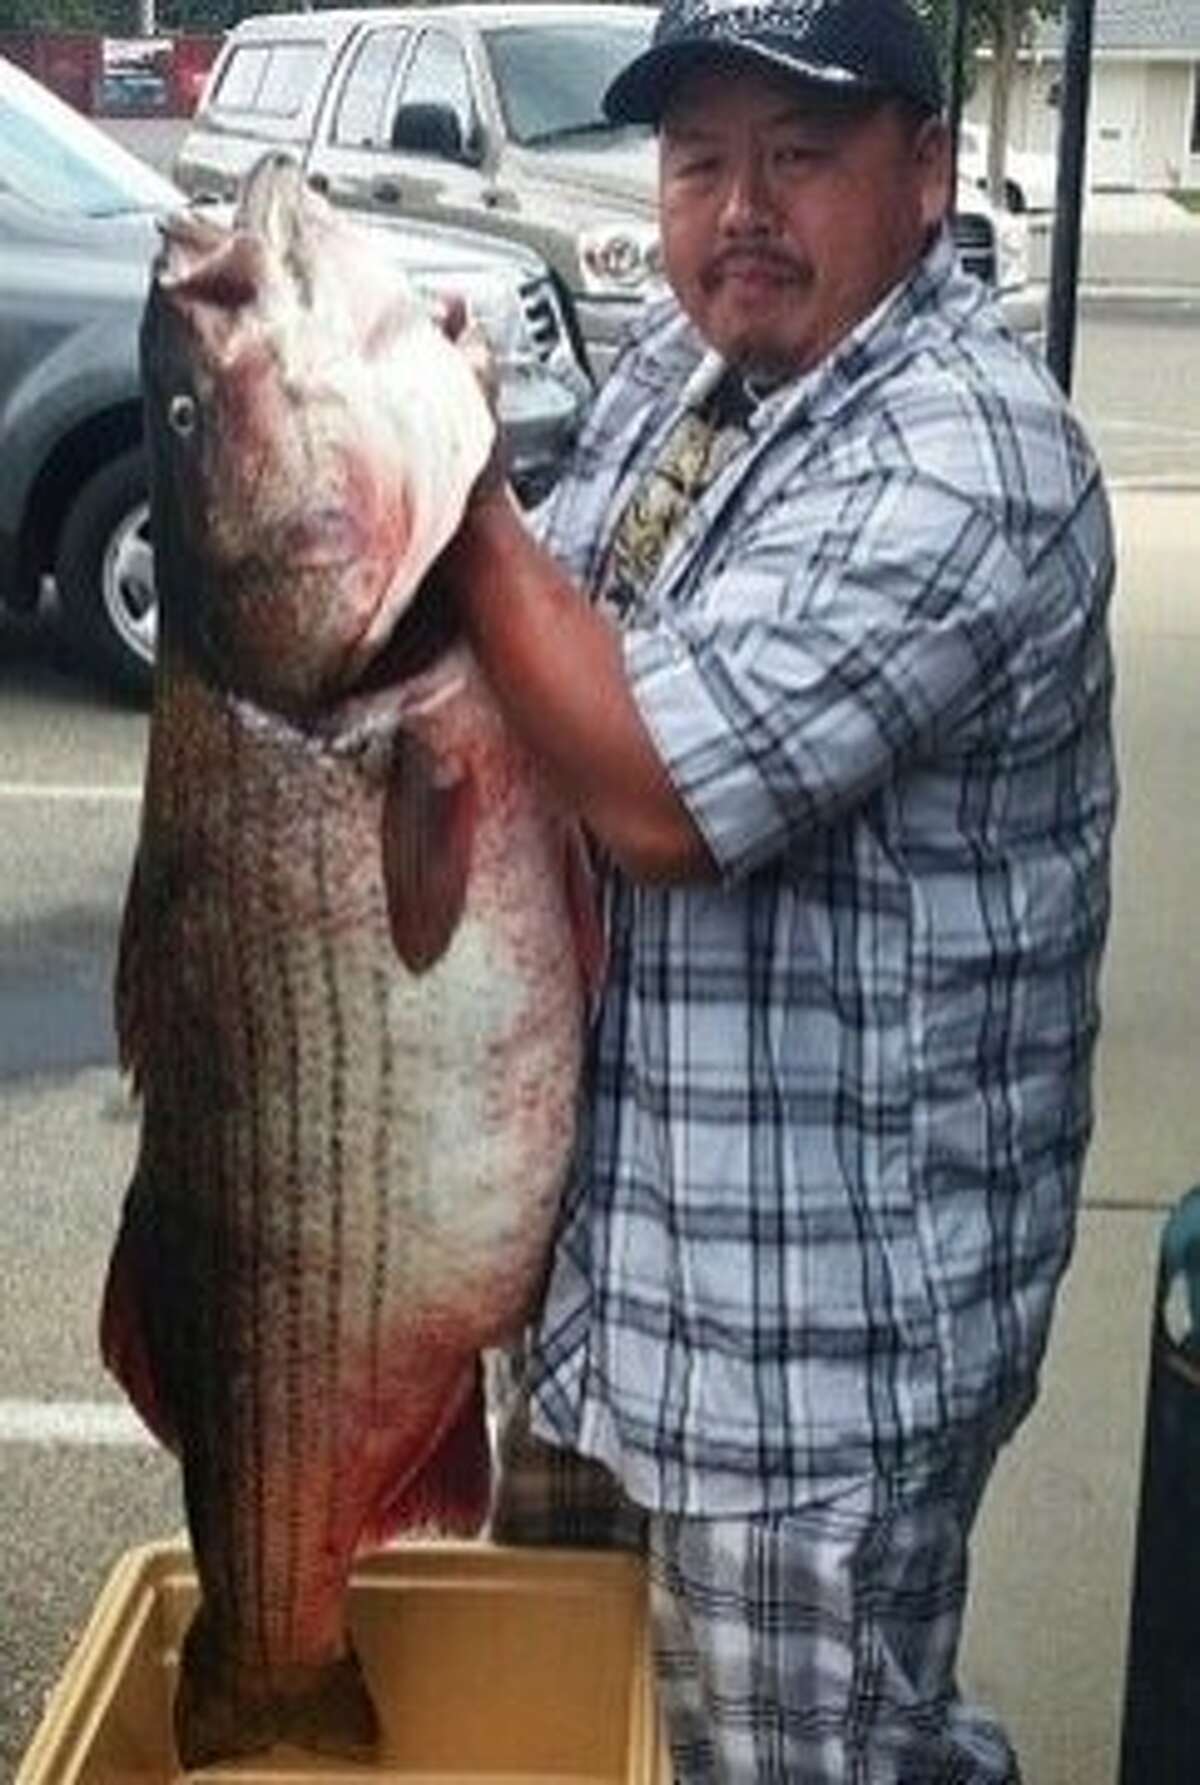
16;1540;671;1784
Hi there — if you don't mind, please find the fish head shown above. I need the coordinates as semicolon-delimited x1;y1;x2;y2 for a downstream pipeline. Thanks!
141;155;495;714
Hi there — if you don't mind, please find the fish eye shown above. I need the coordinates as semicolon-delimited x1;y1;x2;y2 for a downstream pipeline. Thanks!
168;394;197;437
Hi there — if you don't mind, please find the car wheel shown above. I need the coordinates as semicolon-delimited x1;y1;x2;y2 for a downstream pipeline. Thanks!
55;449;156;699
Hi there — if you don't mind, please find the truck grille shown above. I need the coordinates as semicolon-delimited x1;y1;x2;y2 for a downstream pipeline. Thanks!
518;276;565;363
952;211;997;285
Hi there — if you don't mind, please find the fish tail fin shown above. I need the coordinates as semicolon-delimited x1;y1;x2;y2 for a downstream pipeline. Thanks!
174;1609;380;1770
268;1650;380;1764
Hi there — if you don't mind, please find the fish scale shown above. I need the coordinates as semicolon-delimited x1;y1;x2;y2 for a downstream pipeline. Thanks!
101;156;594;1769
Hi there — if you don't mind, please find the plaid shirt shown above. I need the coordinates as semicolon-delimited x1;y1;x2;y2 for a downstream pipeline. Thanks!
524;229;1117;1516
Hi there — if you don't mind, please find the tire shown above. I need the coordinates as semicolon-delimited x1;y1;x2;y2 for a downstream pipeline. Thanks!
55;448;156;700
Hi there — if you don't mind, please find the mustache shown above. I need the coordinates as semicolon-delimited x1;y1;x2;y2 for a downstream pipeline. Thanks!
699;246;809;290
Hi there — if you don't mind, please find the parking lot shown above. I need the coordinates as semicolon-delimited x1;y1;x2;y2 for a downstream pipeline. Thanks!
3;113;1200;1785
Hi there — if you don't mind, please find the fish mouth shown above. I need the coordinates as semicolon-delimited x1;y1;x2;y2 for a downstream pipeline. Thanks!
235;153;312;247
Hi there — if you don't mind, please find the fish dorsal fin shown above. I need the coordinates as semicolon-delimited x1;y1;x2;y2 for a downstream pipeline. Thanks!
100;1184;179;1452
114;845;147;1091
383;731;476;973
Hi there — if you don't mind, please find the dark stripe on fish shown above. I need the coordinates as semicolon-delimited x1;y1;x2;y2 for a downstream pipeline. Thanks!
314;797;345;1547
369;955;392;1417
260;765;304;1653
224;701;269;1665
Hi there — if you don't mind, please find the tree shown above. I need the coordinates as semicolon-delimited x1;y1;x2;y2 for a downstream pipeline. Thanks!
0;0;129;27
0;0;259;31
918;0;1064;207
978;1;1064;208
157;0;293;29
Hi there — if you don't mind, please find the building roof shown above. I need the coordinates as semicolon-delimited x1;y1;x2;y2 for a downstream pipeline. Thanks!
1033;0;1200;56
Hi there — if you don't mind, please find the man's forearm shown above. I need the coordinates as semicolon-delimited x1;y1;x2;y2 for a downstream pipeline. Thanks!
442;489;715;884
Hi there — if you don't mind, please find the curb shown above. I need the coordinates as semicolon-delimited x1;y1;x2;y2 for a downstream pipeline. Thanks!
1080;284;1200;305
1109;478;1200;494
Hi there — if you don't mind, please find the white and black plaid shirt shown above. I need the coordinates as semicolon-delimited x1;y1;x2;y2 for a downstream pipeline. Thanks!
524;228;1118;1515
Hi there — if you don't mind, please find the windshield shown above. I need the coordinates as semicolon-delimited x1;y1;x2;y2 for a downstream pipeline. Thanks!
0;66;179;217
483;22;654;147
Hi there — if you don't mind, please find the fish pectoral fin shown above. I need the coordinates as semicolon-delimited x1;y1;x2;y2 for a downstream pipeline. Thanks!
383;732;476;973
99;1183;178;1451
175;1611;379;1769
361;1362;491;1544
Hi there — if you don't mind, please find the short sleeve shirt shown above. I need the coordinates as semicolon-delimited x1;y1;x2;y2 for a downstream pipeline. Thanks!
525;229;1118;1516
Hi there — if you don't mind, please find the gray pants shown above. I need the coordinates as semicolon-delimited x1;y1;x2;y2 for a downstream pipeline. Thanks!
490;1391;1021;1785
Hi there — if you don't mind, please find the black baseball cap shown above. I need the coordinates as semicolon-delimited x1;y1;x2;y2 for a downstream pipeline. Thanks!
604;0;945;127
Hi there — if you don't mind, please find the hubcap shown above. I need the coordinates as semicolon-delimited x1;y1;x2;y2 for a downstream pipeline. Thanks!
101;501;157;665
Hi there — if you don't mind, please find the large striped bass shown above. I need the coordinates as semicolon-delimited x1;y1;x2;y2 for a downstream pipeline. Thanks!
100;156;596;1770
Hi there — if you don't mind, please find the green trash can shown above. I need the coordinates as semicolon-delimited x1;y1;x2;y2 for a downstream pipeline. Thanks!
1119;1184;1200;1784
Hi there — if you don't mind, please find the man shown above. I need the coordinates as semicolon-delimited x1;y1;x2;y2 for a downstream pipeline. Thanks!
442;0;1117;1777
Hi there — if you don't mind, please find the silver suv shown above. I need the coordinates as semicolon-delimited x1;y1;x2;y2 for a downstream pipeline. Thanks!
175;3;1043;382
0;53;588;697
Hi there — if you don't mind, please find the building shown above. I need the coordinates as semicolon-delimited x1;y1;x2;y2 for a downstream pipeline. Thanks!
0;29;221;118
969;0;1200;192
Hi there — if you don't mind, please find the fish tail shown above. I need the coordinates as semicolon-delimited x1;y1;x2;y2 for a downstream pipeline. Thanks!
174;1607;380;1769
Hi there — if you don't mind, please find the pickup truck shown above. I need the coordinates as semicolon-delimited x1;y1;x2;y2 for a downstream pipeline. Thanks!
0;51;588;698
174;2;1045;383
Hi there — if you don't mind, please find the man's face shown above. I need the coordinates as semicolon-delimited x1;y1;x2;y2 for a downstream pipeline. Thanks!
658;62;951;380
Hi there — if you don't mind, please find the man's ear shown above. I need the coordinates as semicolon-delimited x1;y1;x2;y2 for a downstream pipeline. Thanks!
914;116;953;229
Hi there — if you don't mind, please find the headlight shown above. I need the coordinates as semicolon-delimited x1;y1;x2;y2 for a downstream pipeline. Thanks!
578;221;665;297
996;212;1030;292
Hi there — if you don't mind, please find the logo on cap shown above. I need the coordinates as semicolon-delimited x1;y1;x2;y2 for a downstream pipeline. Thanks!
669;0;829;30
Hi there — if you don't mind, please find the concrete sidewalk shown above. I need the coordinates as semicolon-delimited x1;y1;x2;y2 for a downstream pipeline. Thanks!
961;487;1200;1784
1030;189;1200;293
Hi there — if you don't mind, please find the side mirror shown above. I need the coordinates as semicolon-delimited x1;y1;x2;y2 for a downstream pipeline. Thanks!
390;102;480;166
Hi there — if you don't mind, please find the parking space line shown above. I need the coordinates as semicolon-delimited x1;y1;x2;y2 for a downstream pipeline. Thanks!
0;1398;153;1446
1096;418;1200;439
0;784;142;802
1111;474;1200;490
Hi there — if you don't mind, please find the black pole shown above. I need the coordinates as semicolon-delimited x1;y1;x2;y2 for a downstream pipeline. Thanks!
1045;0;1097;394
947;0;971;208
